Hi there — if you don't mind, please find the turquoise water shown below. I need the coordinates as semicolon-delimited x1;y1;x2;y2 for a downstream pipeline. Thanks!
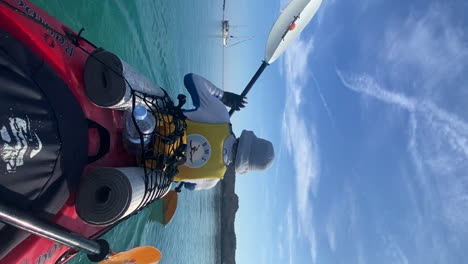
30;0;225;263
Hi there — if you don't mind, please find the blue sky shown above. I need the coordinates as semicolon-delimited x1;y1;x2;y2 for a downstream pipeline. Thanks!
225;0;468;263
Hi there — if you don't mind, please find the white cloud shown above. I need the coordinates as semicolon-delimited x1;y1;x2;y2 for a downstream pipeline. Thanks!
325;217;336;251
381;235;409;264
324;183;359;253
338;71;468;159
336;5;468;256
272;1;468;262
272;138;286;186
338;71;468;228
277;225;284;259
384;6;468;84
310;72;339;135
277;204;298;264
356;240;367;264
281;32;319;263
337;72;416;111
286;206;296;264
315;0;336;25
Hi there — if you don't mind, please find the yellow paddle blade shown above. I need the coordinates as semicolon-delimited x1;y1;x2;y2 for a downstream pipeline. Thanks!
98;246;162;264
148;190;178;225
162;190;178;225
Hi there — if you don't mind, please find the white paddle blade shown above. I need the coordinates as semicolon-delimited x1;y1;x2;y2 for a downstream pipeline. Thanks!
264;0;323;64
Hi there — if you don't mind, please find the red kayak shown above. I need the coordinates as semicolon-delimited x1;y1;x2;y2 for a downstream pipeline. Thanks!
0;0;184;263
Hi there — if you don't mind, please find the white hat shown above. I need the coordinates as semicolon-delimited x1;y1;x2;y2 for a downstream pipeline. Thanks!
235;130;275;174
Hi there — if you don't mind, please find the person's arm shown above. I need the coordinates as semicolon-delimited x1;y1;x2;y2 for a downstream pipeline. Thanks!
184;73;224;107
197;76;224;99
183;73;229;123
183;73;247;113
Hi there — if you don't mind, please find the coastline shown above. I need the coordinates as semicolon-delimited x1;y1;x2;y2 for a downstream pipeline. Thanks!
219;166;239;264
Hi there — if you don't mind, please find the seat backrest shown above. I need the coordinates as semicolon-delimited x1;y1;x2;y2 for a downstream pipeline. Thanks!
0;29;88;259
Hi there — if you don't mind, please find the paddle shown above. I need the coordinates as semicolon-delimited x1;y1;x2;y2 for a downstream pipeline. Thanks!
148;190;178;226
228;0;323;116
99;247;162;264
0;201;162;263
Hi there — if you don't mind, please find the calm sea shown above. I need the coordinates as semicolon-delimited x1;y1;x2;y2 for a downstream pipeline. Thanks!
30;0;225;263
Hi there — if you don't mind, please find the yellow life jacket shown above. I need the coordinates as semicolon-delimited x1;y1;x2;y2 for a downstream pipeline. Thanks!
138;114;187;171
174;120;230;181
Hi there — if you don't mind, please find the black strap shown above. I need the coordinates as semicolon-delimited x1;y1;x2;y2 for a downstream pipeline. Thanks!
174;182;184;193
87;119;110;164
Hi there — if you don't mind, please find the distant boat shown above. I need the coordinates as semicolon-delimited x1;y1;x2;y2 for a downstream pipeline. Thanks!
222;20;230;46
222;20;253;47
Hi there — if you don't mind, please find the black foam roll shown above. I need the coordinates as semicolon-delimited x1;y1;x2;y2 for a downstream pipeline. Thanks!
75;168;132;226
83;49;127;108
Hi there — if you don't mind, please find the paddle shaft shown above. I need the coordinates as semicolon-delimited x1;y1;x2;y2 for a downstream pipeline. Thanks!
0;201;102;256
229;61;269;116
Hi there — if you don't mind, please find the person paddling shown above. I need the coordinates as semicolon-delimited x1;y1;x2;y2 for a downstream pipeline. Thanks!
174;73;275;190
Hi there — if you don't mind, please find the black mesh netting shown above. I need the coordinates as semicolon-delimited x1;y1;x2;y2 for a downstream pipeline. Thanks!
129;90;187;210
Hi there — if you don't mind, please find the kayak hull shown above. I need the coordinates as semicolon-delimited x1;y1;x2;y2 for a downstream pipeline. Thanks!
0;0;137;263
